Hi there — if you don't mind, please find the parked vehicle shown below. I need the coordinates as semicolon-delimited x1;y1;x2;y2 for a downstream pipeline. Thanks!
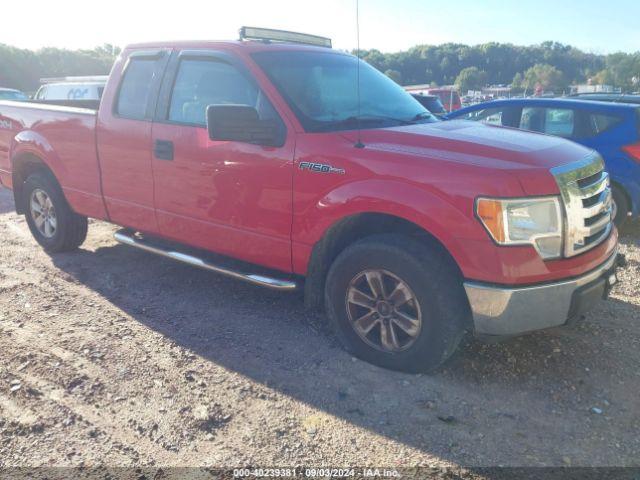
447;98;640;227
427;88;462;112
34;76;108;102
0;88;28;101
0;28;621;372
410;94;446;118
570;93;640;105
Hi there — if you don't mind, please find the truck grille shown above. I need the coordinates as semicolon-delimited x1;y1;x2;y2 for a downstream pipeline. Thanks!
551;153;612;258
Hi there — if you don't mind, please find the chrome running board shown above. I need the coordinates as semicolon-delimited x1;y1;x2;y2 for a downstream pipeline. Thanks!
114;230;298;291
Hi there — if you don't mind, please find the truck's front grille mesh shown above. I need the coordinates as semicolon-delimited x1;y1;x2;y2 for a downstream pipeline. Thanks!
551;153;612;258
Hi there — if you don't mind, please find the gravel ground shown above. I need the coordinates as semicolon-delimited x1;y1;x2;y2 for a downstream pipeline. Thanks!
0;187;638;470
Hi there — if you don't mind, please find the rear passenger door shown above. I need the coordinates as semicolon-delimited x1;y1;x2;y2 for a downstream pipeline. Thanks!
150;50;295;272
97;50;170;233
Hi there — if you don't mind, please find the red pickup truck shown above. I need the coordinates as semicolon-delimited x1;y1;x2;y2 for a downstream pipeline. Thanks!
0;28;621;372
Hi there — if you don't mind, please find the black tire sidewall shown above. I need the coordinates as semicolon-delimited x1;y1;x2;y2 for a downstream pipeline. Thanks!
612;186;629;229
24;172;75;252
325;235;469;373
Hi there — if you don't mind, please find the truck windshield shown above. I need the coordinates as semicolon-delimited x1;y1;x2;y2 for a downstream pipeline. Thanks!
252;51;436;133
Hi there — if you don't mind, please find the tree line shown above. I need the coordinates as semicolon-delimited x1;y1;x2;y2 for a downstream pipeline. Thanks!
360;41;640;93
1;41;639;95
0;44;120;92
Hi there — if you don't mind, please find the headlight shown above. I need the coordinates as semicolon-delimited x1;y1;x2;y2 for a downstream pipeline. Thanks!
476;196;563;259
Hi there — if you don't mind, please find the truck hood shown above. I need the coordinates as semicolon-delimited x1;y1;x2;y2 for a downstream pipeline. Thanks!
344;120;596;195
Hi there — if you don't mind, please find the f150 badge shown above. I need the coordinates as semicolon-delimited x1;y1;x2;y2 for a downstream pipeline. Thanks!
299;161;345;175
0;119;12;130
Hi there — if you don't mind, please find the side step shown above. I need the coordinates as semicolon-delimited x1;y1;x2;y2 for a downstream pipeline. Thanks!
114;230;298;291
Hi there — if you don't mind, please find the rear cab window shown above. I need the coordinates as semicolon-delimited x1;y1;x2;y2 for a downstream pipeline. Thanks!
116;56;161;120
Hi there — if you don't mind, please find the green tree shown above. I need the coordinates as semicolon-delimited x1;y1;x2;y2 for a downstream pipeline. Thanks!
511;72;524;90
384;69;403;84
600;53;640;91
522;64;566;93
4;40;640;95
0;43;118;92
592;68;615;86
455;67;487;94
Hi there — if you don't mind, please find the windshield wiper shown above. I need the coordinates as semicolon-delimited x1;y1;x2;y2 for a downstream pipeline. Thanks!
410;111;434;121
332;115;415;127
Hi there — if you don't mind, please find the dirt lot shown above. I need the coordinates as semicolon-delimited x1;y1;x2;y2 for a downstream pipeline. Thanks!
0;186;639;470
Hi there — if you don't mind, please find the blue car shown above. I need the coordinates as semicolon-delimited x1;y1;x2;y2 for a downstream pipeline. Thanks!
447;98;640;227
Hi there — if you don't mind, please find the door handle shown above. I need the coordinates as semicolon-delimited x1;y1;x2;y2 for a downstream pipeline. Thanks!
154;140;174;161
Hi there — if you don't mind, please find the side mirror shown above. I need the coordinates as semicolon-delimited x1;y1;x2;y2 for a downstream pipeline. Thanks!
206;104;280;146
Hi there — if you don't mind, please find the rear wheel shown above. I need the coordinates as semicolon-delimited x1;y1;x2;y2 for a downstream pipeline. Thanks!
611;185;629;229
24;171;88;252
325;234;470;373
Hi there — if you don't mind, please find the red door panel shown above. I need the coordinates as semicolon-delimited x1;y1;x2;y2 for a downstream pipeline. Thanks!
96;49;170;233
151;124;294;272
98;118;157;232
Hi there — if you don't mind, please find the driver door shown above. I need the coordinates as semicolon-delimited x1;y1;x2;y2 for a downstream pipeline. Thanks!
150;50;294;272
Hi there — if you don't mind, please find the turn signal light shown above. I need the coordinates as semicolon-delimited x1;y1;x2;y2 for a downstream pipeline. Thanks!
476;199;505;243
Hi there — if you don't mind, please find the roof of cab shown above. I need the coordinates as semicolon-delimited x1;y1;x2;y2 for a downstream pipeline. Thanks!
124;39;343;55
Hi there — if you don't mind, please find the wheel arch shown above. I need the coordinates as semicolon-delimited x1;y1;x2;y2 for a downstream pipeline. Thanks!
303;211;465;310
11;152;59;215
610;179;634;214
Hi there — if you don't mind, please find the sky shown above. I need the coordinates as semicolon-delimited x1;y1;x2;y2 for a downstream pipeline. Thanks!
1;0;639;54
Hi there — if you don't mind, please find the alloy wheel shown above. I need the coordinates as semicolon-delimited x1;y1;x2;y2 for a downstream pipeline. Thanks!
345;269;422;353
30;189;57;238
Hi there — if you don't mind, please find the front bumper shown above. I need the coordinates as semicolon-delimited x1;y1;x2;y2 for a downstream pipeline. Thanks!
464;250;621;337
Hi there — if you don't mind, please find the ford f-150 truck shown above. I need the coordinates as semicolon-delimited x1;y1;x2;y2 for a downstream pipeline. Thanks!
0;28;622;372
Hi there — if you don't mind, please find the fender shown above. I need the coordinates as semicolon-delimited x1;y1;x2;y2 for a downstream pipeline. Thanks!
10;128;108;220
11;130;66;180
10;131;66;214
293;179;484;276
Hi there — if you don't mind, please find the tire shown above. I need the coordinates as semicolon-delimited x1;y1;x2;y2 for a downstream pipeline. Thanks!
324;234;470;373
611;185;629;230
23;171;88;253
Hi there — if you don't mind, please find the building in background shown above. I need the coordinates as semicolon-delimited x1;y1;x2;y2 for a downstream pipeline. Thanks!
570;84;621;94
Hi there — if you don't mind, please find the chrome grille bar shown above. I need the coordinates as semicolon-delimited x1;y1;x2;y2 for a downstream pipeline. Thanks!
551;153;612;257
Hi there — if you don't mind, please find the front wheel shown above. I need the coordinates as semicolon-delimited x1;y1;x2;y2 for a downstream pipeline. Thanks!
325;234;470;373
24;171;88;252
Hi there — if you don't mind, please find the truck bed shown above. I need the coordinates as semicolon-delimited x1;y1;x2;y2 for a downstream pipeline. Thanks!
0;100;106;220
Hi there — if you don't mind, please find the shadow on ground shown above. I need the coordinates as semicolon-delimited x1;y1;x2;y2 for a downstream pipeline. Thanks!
45;224;640;467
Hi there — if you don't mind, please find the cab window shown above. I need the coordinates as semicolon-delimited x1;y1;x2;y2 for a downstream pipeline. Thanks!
116;58;158;120
168;58;279;127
